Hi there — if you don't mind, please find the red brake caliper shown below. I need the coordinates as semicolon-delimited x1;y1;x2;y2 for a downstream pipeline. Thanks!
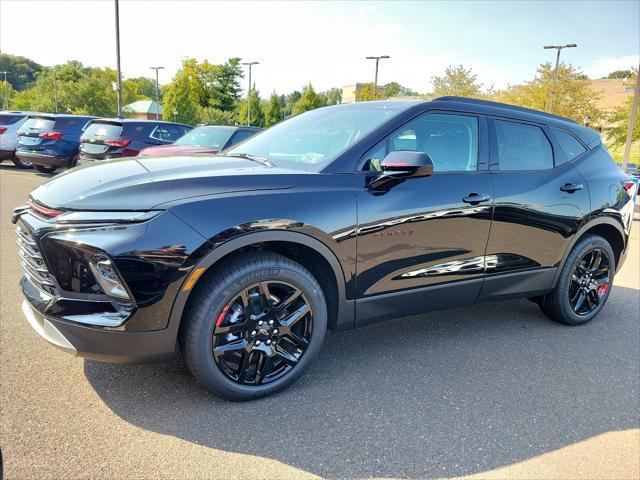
216;305;230;327
596;282;609;298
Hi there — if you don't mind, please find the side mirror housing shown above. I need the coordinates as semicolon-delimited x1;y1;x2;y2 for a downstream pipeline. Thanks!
370;151;434;190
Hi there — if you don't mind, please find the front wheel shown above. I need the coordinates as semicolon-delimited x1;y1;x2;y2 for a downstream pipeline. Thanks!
180;252;327;401
539;234;615;325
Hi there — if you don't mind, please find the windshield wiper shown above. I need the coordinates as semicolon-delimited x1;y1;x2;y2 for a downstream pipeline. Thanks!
224;152;273;167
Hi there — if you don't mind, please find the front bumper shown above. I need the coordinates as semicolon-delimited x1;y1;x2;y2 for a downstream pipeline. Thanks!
22;297;177;363
16;151;71;167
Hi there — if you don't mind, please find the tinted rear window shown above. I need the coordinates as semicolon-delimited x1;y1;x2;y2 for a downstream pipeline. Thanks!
122;122;153;137
495;120;553;170
21;117;55;131
83;122;123;139
0;114;26;126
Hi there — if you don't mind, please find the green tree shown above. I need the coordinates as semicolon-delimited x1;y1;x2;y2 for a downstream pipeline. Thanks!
606;69;634;79
237;87;264;126
494;62;603;124
292;84;325;115
263;91;283;127
0;53;43;90
129;76;158;100
384;82;418;97
209;57;244;112
0;80;15;109
322;87;342;105
196;106;236;125
431;65;483;98
282;90;301;118
355;82;384;101
606;95;640;146
162;71;197;124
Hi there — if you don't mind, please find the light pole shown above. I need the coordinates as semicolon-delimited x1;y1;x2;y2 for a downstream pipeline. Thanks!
173;108;178;123
1;71;8;109
365;55;390;99
241;61;259;125
149;66;164;120
114;0;123;117
621;62;640;170
544;44;577;113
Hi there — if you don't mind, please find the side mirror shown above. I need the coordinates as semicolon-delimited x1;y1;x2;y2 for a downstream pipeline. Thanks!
370;151;434;191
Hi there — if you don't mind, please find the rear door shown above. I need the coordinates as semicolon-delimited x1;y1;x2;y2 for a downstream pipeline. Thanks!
79;120;124;160
354;111;494;326
479;118;590;301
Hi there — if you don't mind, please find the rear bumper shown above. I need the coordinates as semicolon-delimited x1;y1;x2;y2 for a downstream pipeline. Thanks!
22;299;177;363
15;151;71;167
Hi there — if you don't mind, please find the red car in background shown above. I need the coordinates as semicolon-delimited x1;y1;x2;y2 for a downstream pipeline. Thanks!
139;125;262;157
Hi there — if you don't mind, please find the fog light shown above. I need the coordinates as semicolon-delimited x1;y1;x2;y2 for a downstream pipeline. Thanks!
89;255;131;300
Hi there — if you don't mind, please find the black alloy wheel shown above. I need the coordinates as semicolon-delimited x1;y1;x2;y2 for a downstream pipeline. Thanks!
180;251;327;401
568;248;611;316
539;234;615;325
213;281;313;385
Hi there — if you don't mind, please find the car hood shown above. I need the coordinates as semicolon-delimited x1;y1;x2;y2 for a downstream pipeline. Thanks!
30;155;305;210
139;144;219;156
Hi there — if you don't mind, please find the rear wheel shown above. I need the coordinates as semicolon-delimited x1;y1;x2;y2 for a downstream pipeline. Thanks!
539;234;615;325
11;154;32;169
180;251;327;401
33;164;57;174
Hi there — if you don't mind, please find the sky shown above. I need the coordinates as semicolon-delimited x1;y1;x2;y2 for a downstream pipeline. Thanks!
1;0;638;96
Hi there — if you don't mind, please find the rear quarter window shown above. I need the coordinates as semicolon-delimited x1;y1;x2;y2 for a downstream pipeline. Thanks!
54;117;89;131
551;127;587;165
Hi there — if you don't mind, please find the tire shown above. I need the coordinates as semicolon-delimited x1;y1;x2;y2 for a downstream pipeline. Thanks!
539;234;615;325
33;164;57;174
11;153;33;169
179;251;327;401
68;153;78;169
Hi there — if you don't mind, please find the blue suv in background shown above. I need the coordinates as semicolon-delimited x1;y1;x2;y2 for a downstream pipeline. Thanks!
16;114;96;173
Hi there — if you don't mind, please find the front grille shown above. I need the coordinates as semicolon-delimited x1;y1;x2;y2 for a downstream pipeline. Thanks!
15;225;58;296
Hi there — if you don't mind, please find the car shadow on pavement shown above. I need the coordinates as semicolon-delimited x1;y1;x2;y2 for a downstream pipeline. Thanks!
84;287;640;479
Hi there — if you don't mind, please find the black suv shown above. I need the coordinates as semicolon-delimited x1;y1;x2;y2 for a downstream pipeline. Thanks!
14;98;635;401
78;118;192;164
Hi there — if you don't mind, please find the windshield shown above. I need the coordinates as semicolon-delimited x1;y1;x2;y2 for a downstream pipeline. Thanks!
224;104;405;171
175;125;233;148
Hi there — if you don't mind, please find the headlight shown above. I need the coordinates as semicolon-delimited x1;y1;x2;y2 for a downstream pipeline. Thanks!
89;254;131;300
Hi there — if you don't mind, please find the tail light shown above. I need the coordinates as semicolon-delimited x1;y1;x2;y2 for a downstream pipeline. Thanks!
27;199;61;218
38;131;64;140
623;179;638;199
104;138;131;147
0;127;6;134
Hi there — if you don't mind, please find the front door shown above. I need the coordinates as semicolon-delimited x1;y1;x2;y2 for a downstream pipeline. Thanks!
354;111;494;326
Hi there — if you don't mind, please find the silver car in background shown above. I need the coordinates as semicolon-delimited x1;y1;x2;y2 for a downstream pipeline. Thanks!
0;111;40;169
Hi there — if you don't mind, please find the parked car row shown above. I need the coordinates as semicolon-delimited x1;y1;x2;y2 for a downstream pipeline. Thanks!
0;110;262;173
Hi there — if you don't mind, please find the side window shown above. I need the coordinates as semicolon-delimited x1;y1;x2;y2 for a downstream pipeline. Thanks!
162;124;183;142
388;113;479;172
495;120;553;170
228;130;255;147
551;127;586;165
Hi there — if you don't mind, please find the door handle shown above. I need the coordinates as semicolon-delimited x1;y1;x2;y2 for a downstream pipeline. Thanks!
462;193;491;204
560;183;584;192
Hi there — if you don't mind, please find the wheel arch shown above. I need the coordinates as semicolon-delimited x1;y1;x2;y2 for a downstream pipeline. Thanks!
553;216;626;287
168;230;352;338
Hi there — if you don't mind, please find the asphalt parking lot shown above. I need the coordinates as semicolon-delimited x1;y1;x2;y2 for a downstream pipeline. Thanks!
1;165;639;480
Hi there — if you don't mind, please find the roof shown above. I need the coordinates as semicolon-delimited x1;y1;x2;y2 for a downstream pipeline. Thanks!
122;100;163;115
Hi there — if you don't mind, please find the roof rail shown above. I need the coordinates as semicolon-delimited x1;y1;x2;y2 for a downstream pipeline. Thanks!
433;96;579;124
